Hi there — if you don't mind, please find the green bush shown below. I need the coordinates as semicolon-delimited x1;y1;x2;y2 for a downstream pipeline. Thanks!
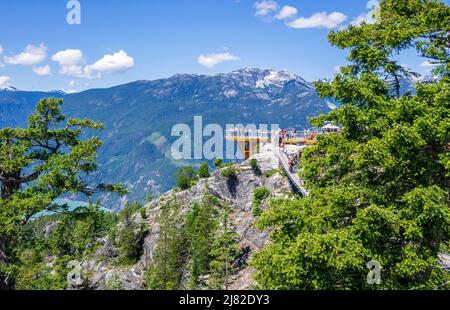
214;159;223;168
252;188;270;217
117;202;148;265
198;163;210;179
175;166;198;190
221;167;237;179
265;169;279;178
117;224;148;265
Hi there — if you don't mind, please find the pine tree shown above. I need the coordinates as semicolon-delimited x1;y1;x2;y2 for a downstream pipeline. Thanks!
0;98;125;289
145;202;186;290
198;163;211;179
253;0;450;290
184;195;218;289
117;201;148;265
208;203;240;290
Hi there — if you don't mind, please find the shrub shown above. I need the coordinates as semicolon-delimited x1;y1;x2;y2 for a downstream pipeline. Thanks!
117;223;148;265
265;169;279;178
117;202;148;265
221;167;237;179
198;163;211;179
252;188;270;217
214;159;223;168
175;166;198;190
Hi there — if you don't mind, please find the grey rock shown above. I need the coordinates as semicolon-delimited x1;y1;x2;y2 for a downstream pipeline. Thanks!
80;144;293;290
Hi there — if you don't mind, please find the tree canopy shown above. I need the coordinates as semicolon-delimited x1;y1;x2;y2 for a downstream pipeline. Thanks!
253;0;450;290
0;98;125;289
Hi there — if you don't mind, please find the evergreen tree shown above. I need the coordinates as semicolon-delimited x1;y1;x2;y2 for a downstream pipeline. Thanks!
198;163;211;179
15;203;118;290
117;201;148;265
145;202;187;290
208;203;240;290
175;166;198;190
184;195;219;289
253;0;450;289
0;98;125;289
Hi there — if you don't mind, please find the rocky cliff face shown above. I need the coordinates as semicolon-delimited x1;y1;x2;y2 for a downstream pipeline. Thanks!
78;144;296;290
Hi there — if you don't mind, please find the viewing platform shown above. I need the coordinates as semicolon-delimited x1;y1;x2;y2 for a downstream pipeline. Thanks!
225;129;271;160
225;123;341;197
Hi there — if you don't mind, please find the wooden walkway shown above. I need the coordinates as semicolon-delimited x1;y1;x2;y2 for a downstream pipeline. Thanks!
274;145;309;197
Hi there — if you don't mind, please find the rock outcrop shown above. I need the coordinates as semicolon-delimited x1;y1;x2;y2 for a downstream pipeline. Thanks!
79;144;296;290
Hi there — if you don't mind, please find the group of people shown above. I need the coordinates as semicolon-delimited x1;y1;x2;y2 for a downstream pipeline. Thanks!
276;128;319;145
279;128;298;141
287;152;300;173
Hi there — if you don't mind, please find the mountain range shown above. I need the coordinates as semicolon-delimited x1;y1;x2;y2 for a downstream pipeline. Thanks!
1;68;333;208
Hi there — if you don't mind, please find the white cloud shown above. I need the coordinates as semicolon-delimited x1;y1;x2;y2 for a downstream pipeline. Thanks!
84;50;134;79
52;49;84;67
275;5;297;20
367;0;379;10
60;65;84;77
349;1;380;26
52;49;85;77
334;65;342;72
4;44;47;66
69;80;76;87
197;52;240;68
350;14;370;26
254;0;279;17
287;12;347;29
33;65;52;76
0;76;11;89
52;49;134;79
0;46;3;55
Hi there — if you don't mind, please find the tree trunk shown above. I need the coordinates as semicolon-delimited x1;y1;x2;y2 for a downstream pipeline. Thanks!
1;175;20;200
0;243;14;290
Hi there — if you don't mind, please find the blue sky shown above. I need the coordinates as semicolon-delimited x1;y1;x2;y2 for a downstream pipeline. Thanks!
0;0;445;92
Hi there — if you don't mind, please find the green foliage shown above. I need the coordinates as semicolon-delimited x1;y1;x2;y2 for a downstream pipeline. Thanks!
14;205;118;290
250;159;258;170
252;188;270;217
140;207;148;219
184;195;219;289
250;159;262;176
214;159;223;168
145;202;186;290
208;203;240;290
0;98;124;288
144;196;241;290
253;0;450;290
15;255;74;290
105;273;123;290
175;166;198;190
116;201;148;265
221;166;237;179
265;169;280;178
198;163;211;179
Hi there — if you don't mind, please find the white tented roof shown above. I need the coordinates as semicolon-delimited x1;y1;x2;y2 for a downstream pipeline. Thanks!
322;123;340;130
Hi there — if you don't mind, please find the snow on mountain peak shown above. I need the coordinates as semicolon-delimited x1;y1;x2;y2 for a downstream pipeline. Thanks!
0;86;17;91
228;68;310;89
